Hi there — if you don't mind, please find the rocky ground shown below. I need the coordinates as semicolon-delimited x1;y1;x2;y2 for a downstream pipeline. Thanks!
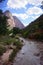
36;42;43;65
0;38;43;65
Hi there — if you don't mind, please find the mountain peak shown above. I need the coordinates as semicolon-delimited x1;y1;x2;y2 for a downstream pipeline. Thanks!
13;16;24;29
4;10;10;13
4;10;24;29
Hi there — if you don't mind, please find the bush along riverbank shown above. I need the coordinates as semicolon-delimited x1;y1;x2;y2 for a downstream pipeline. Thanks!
0;36;23;65
9;40;23;62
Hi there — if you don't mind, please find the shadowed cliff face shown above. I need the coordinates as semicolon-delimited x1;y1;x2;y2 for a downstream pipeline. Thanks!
13;16;24;29
4;10;24;29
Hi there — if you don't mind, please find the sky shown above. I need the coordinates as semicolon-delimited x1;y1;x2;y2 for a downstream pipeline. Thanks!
0;0;43;26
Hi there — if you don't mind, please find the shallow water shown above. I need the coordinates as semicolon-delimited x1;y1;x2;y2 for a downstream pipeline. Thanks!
13;38;42;65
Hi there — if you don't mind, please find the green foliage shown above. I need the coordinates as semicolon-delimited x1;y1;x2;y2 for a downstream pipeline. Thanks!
9;38;23;62
0;10;8;35
13;27;21;35
0;36;16;45
13;39;23;49
0;35;23;47
9;39;23;62
9;49;18;62
0;46;6;56
22;14;43;40
34;33;43;40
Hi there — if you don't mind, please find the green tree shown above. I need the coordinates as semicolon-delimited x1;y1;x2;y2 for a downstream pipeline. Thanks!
13;27;20;35
0;10;8;35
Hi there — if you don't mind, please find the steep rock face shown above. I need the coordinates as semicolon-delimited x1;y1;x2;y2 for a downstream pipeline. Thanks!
4;10;15;30
4;10;24;29
13;16;24;29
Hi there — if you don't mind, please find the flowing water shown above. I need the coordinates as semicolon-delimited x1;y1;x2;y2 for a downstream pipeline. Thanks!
13;37;43;65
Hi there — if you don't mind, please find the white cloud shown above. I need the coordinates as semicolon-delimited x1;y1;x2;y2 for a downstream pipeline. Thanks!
31;15;40;19
7;0;43;9
12;13;28;20
12;6;43;20
28;0;43;6
26;7;43;15
7;0;27;9
9;0;43;20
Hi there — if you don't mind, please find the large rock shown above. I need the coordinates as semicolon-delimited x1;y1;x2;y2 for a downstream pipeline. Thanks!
4;10;24;30
13;16;24;29
4;10;15;30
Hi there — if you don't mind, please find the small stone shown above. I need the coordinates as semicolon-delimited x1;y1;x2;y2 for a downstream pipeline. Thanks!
34;53;40;56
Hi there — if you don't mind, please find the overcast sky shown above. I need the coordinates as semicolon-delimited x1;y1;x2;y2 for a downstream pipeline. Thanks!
0;0;43;26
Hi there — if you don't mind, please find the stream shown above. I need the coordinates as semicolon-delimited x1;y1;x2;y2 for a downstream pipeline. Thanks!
13;37;43;65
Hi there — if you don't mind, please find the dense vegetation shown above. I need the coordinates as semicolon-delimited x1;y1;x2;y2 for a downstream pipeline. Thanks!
13;27;21;35
0;46;6;56
0;10;23;64
0;10;8;35
9;40;22;62
22;14;43;40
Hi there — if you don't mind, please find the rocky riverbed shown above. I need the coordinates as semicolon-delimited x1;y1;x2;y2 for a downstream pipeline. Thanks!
13;37;43;65
0;37;43;65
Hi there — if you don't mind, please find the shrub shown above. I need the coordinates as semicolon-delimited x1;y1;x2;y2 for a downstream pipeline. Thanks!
13;40;23;49
9;49;18;62
0;46;6;56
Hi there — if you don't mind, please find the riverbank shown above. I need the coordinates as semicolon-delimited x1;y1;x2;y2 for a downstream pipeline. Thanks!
12;37;42;65
36;42;43;65
0;36;23;65
0;37;43;65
